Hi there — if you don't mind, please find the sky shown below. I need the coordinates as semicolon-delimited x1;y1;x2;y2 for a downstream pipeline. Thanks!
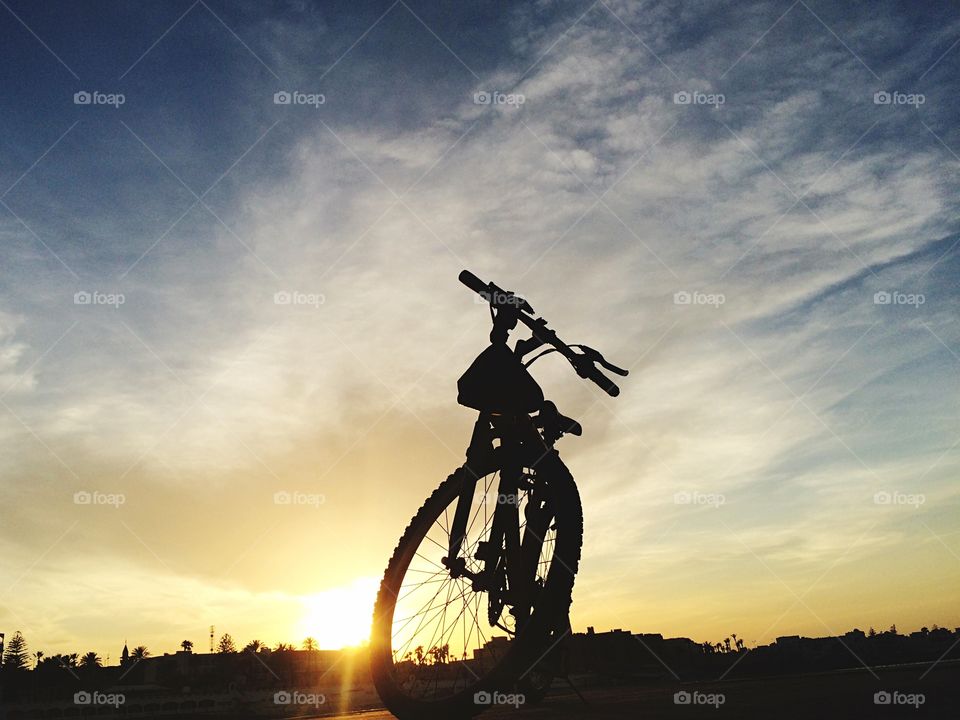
1;0;958;662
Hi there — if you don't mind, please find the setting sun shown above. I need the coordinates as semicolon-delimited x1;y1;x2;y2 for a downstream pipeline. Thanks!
296;577;380;650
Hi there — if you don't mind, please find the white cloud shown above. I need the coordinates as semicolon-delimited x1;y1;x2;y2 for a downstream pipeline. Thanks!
1;0;958;645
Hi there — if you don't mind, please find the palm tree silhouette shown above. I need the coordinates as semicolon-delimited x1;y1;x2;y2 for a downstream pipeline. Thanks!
80;652;102;668
131;646;150;660
427;644;450;665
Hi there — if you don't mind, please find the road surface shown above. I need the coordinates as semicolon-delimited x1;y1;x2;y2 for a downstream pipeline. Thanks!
311;662;959;719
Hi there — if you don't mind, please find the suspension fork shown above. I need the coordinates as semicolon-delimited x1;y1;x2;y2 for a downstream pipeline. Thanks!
446;415;493;562
443;415;545;616
495;447;525;604
490;417;552;618
443;415;524;590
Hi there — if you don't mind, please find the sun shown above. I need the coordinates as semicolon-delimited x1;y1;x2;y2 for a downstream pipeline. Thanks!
296;577;380;649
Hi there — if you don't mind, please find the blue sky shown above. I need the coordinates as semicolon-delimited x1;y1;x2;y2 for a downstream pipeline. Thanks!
1;0;959;656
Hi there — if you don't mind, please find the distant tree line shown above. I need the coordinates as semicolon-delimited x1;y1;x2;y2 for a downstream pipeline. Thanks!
1;630;323;671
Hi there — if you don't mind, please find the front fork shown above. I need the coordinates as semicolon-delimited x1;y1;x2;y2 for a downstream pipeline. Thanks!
445;415;491;564
443;415;551;626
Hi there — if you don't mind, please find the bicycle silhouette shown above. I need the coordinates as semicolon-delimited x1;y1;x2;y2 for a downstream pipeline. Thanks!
370;271;628;719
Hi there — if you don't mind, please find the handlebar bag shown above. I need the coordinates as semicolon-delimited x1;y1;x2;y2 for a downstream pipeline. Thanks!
457;342;544;414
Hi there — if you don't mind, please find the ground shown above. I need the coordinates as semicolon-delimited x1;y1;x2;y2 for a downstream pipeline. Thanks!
315;661;960;719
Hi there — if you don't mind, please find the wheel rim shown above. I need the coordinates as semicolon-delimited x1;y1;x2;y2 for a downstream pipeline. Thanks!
383;468;560;704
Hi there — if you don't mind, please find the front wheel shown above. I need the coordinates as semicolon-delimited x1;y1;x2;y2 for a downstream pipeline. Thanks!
370;453;582;720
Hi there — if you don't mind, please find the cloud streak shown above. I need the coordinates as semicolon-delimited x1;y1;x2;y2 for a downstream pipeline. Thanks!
0;0;958;653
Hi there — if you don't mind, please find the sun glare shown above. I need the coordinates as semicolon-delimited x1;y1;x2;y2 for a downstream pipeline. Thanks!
296;577;380;649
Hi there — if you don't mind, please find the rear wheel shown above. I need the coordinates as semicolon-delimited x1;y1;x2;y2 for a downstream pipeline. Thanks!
371;453;582;719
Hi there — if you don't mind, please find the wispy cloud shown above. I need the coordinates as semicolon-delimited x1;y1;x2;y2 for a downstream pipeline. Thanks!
0;0;958;653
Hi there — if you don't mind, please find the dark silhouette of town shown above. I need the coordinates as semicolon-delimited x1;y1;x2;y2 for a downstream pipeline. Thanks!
1;622;958;717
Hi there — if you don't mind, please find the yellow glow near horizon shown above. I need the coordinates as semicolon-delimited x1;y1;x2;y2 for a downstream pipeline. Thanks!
296;577;380;650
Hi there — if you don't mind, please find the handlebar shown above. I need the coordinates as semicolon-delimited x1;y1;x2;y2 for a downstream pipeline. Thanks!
458;270;625;397
458;270;488;295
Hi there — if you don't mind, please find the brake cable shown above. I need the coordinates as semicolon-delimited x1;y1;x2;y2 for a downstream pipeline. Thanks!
523;347;560;367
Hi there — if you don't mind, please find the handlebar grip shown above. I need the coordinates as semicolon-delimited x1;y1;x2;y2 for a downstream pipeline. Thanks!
459;270;488;295
585;365;620;397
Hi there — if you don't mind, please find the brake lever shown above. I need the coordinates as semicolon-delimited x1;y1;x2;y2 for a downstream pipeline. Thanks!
573;345;629;376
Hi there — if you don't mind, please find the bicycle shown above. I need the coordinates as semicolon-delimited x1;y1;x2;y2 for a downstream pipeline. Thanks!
370;270;628;719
